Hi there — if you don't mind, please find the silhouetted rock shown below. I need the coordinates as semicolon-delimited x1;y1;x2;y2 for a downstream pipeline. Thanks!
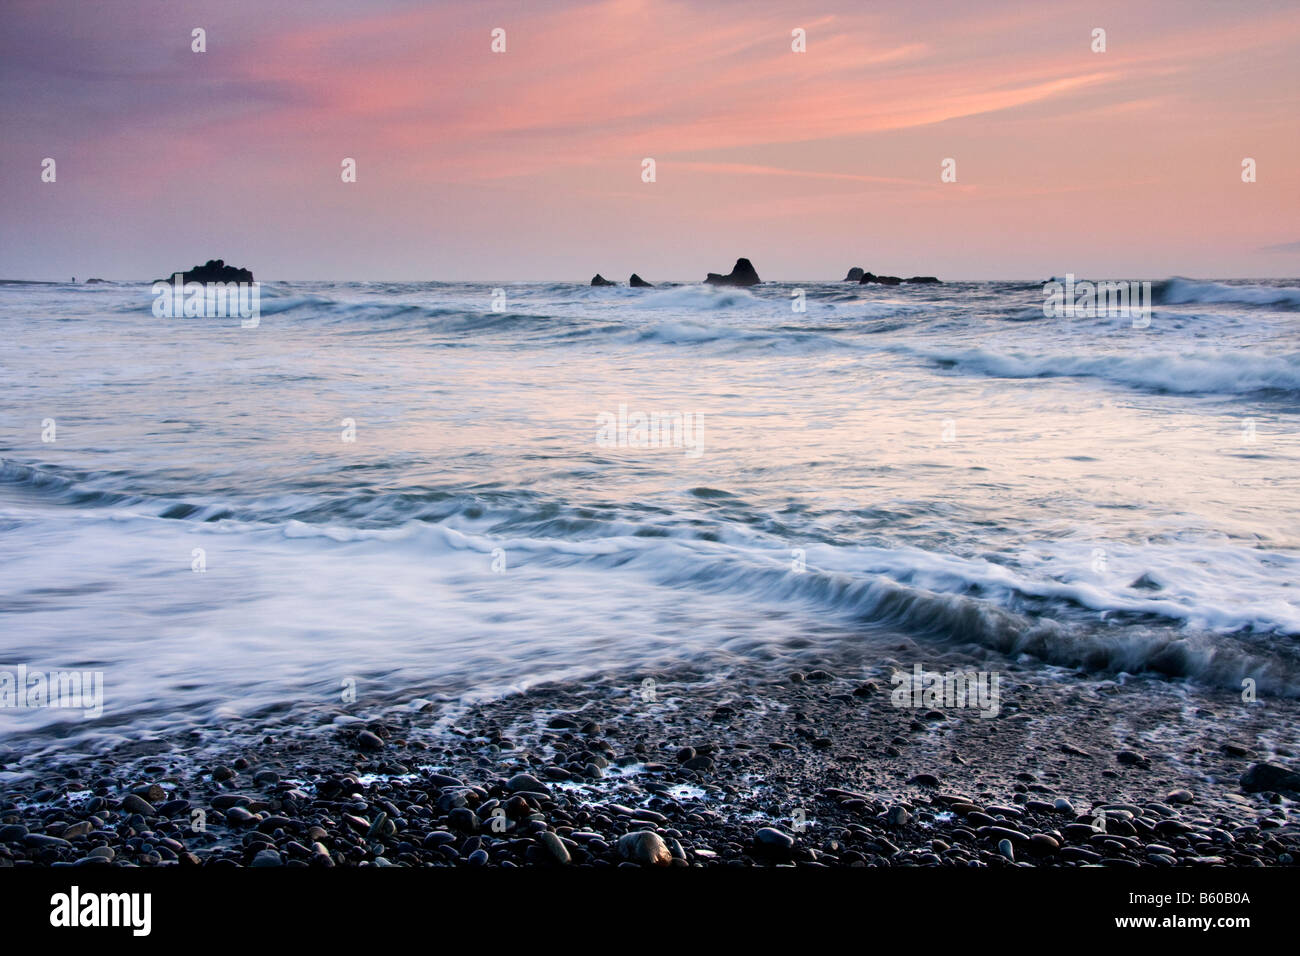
907;276;941;284
859;272;901;285
157;259;254;284
629;274;653;288
590;274;616;286
845;267;865;281
85;278;108;284
705;257;760;287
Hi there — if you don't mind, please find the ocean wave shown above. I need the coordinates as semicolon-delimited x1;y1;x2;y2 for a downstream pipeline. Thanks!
620;285;762;310
905;345;1300;395
1154;277;1300;309
6;458;1299;695
240;519;1300;693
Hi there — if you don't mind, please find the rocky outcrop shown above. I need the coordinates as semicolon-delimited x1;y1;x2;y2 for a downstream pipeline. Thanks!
156;258;254;284
629;274;653;288
844;267;865;281
705;257;760;287
590;274;616;286
856;271;941;285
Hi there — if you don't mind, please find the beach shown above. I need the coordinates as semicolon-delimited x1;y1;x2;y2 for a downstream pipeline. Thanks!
2;277;1298;867
2;654;1298;867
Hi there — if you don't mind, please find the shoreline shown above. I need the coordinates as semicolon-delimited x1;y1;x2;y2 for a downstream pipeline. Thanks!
3;653;1297;868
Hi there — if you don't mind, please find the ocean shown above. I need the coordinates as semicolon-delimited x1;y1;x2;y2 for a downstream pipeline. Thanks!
2;276;1298;765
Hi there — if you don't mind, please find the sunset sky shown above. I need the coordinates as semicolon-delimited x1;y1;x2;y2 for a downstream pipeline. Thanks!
2;0;1298;281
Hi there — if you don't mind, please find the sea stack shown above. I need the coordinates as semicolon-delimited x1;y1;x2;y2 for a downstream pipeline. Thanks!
859;272;901;285
704;257;760;287
629;274;653;287
845;267;865;281
590;274;616;286
156;259;254;284
907;276;941;284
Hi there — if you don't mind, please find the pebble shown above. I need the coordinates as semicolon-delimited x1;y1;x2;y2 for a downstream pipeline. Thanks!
618;831;672;867
886;806;911;827
539;831;571;865
448;808;479;833
505;773;550;795
121;793;156;815
1240;762;1300;793
1028;834;1059;854
753;827;796;859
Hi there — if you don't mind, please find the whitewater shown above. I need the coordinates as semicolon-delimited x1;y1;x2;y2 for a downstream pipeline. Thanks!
1;276;1298;758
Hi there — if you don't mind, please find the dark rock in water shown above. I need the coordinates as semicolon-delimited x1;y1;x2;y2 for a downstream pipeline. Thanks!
845;267;865;281
356;730;385;751
156;258;254;285
590;274;617;286
618;830;672;866
1116;750;1149;767
906;276;940;284
85;277;108;284
1129;572;1162;591
629;273;653;287
705;257;760;287
859;273;901;285
1240;762;1300;793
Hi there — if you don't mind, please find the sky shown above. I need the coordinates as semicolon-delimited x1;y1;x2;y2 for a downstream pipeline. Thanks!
1;0;1298;281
